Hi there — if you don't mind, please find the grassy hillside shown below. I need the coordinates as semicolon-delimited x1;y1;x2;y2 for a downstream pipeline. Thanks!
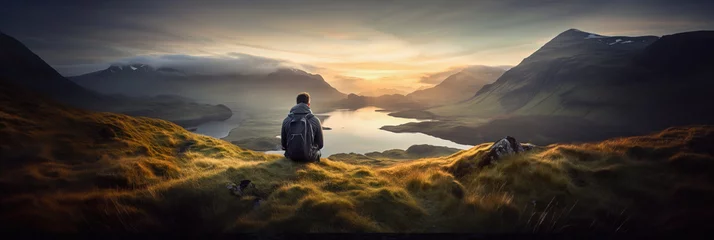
2;81;713;233
0;81;279;231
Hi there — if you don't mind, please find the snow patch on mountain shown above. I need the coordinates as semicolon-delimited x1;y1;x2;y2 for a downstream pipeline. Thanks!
585;34;607;39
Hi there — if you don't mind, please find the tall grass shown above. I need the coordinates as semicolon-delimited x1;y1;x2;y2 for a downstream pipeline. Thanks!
2;93;713;233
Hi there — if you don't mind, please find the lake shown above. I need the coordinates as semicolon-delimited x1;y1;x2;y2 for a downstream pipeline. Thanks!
264;107;472;156
193;106;472;156
193;110;244;139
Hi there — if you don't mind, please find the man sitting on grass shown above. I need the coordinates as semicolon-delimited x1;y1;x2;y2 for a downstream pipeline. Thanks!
281;92;324;162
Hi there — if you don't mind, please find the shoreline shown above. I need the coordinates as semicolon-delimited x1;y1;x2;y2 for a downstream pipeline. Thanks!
381;115;648;146
221;106;472;154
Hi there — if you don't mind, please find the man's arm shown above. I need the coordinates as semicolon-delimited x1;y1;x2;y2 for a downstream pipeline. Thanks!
281;118;288;150
312;117;324;150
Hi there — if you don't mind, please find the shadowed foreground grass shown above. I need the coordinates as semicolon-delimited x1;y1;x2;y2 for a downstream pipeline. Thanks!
1;84;713;233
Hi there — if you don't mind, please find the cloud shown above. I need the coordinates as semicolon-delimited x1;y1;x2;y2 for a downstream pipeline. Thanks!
115;53;303;75
59;53;307;77
330;74;432;94
330;75;370;94
418;66;469;85
417;65;513;85
2;0;713;81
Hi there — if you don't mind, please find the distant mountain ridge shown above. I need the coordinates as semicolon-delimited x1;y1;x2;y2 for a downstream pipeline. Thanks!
97;63;184;75
359;88;407;97
407;65;505;106
330;93;424;111
70;63;346;109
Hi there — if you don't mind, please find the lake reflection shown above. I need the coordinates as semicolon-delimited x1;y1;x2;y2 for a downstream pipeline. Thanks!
267;107;472;156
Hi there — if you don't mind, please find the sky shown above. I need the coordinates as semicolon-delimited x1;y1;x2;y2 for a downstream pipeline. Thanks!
1;0;713;93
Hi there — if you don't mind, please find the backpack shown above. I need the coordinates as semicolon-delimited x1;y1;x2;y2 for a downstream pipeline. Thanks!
285;113;316;162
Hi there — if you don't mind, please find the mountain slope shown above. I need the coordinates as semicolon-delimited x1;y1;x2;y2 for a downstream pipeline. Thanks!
0;32;104;108
407;66;505;106
0;80;275;231
430;29;714;132
2;83;713;232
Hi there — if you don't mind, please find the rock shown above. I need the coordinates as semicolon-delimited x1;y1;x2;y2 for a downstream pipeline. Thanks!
226;180;256;197
479;136;534;168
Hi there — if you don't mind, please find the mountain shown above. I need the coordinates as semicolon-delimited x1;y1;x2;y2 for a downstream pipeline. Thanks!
431;29;714;131
384;29;714;146
260;68;346;100
0;32;104;109
70;63;191;97
407;65;506;107
70;64;346;110
0;32;232;127
2;82;713;232
72;63;185;95
327;65;507;111
359;88;407;97
637;30;714;74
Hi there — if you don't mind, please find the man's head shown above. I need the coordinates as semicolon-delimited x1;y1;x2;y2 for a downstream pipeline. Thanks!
296;92;311;106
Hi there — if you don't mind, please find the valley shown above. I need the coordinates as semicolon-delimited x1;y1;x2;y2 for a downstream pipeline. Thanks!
1;11;714;233
2;79;713;232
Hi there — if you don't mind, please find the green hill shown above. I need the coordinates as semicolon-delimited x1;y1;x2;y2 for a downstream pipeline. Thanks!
2;80;713;233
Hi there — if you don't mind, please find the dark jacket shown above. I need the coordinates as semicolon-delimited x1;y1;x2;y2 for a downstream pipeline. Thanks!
281;103;324;153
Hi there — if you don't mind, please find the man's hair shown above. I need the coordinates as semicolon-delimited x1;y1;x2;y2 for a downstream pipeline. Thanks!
296;92;311;104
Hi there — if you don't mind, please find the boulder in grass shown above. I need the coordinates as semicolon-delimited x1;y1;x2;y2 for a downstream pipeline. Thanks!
478;136;535;168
